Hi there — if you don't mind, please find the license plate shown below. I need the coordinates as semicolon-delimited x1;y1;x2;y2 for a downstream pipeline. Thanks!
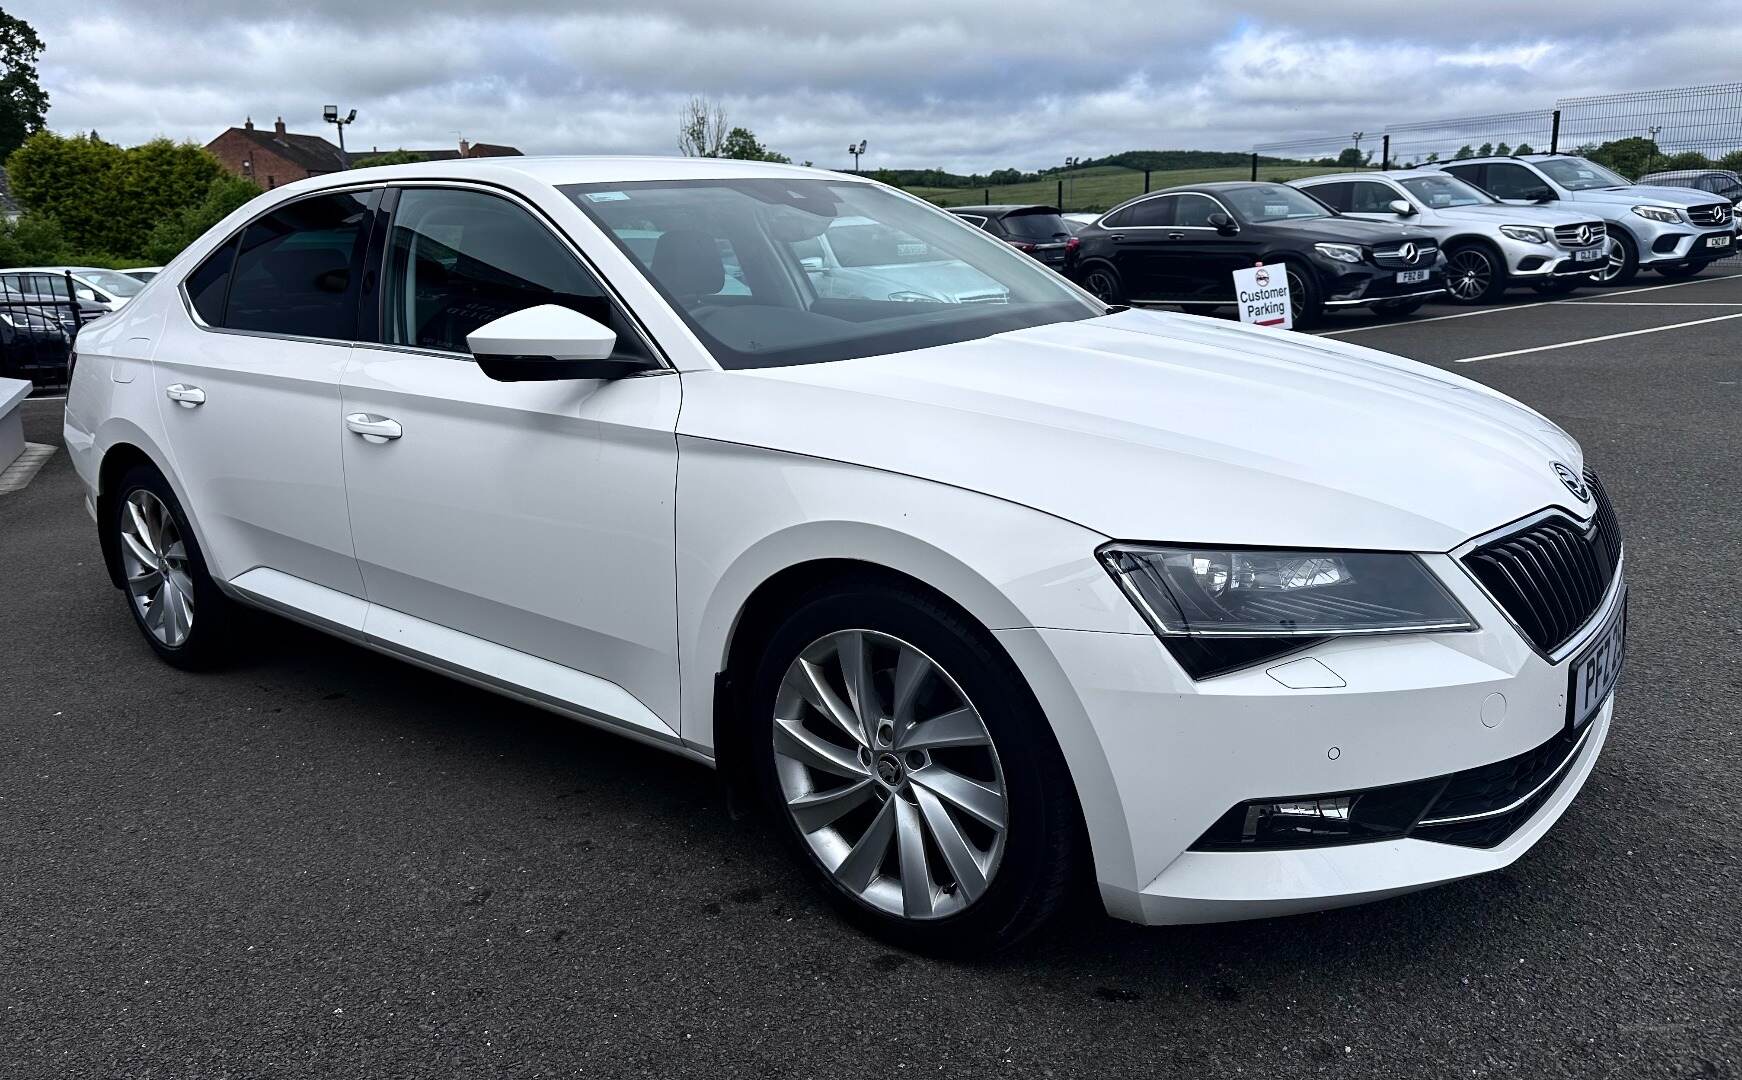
1706;234;1732;249
1567;590;1625;730
1575;246;1605;262
1396;268;1431;284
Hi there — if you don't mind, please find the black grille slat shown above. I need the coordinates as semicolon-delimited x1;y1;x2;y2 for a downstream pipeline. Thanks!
1463;470;1623;653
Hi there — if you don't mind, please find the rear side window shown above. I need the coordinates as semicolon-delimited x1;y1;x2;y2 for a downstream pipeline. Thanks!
224;190;375;340
1441;163;1482;187
185;236;239;326
1301;182;1350;211
381;187;634;356
1114;196;1175;228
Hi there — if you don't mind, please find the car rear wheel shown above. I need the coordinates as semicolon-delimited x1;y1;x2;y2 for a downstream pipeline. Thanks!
111;465;235;669
750;580;1082;955
1444;243;1506;304
1590;232;1639;285
1654;259;1709;279
1080;263;1123;304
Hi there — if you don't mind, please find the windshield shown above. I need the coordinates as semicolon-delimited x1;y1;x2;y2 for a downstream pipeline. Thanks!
75;269;144;297
1399;174;1493;208
565;179;1097;370
1535;157;1631;191
1221;185;1331;223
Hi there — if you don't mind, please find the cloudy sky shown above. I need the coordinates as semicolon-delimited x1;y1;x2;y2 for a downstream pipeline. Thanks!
14;1;1742;172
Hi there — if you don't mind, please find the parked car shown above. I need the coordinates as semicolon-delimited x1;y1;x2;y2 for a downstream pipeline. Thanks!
0;269;106;329
0;298;74;390
68;157;1623;954
946;204;1077;271
1636;168;1742;204
1061;212;1101;235
1072;181;1446;327
119;266;165;284
790;215;1010;304
4;265;144;312
1434;155;1735;282
1292;170;1608;302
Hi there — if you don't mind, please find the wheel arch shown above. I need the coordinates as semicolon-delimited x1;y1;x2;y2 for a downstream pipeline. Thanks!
94;435;183;590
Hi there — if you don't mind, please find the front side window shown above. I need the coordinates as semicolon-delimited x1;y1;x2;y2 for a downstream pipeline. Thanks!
1173;194;1225;227
224;189;374;339
1346;181;1402;214
382;187;639;357
565;179;1096;370
1221;185;1332;223
1398;174;1492;208
1483;162;1552;199
1533;157;1630;191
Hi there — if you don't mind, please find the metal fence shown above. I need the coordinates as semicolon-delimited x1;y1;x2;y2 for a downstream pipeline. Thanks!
1249;82;1742;178
0;271;85;393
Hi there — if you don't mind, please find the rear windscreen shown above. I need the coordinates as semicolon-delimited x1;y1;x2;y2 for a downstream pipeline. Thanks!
1000;211;1070;241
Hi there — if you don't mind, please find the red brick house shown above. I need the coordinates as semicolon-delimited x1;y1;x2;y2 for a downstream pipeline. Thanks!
206;117;348;189
357;138;524;163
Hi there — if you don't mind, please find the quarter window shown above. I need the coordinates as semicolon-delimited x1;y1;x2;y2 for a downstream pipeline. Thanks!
381;187;636;357
185;236;240;326
224;190;375;339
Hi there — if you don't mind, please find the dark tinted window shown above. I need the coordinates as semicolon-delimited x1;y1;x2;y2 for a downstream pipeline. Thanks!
1304;182;1352;211
1348;181;1401;213
382;187;629;356
1483;162;1547;199
1119;196;1175;227
1174;194;1223;227
225;190;373;339
185;236;239;325
1441;163;1482;187
999;210;1069;241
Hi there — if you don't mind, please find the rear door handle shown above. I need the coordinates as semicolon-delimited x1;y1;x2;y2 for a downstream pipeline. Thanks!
1110;234;1126;242
1166;232;1185;240
345;413;402;443
164;383;205;408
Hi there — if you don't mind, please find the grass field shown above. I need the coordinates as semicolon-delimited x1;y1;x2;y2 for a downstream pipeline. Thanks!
906;163;1347;212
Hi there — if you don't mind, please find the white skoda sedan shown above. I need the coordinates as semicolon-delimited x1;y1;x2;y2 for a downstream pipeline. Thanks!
64;158;1624;954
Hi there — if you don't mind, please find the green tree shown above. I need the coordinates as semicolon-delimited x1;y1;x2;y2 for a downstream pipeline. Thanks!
1495;142;1511;156
352;149;427;168
720;126;791;163
1717;149;1742;172
1423;151;1440;163
142;173;262;264
1477;142;1494;157
1658;150;1714;172
1514;142;1534;155
1582;136;1659;179
1336;146;1371;168
0;11;49;165
7;131;124;252
1453;145;1475;160
101;138;222;255
0;210;65;266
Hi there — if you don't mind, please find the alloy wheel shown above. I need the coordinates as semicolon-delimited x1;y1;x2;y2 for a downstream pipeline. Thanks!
1447;248;1494;301
118;489;195;647
1286;269;1307;322
771;629;1007;921
1084;268;1118;303
1591;237;1626;284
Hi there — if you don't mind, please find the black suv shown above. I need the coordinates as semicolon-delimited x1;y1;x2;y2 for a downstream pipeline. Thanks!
1071;182;1446;327
948;205;1077;271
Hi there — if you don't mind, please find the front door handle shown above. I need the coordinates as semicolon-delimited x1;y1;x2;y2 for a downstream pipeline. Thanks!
345;413;402;443
164;383;205;408
1166;232;1185;240
1110;233;1126;242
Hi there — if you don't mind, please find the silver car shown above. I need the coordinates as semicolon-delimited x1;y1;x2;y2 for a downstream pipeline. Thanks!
1292;170;1608;302
1434;155;1736;283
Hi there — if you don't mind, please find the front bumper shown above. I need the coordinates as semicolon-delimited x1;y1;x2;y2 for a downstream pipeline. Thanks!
995;554;1618;927
1629;219;1737;265
1314;257;1447;307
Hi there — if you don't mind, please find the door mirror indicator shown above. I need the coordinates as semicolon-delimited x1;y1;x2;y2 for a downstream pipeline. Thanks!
467;304;652;382
1388;199;1417;217
1208;212;1239;235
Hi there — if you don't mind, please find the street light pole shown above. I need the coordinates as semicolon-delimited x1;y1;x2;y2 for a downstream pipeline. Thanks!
848;139;867;173
1351;131;1365;170
324;105;358;164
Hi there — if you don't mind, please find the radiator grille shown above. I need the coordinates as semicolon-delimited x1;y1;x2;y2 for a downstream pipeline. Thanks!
1687;203;1732;226
1553;221;1606;247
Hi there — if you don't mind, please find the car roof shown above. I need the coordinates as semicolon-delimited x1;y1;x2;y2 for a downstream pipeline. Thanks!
1292;170;1445;184
947;204;1061;215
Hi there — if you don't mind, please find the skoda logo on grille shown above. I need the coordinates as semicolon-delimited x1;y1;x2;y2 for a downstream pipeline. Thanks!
1398;242;1420;265
1553;462;1591;502
1576;224;1595;246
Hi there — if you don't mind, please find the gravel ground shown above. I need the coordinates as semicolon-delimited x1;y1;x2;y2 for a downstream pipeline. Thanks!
2;270;1739;1078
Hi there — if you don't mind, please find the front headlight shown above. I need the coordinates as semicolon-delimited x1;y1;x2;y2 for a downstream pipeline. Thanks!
1313;242;1364;264
1632;205;1682;224
1098;544;1475;676
1499;225;1548;243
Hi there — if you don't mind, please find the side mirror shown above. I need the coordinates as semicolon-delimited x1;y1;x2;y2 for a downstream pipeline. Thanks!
467;304;654;383
75;287;98;302
1207;212;1239;235
1526;187;1556;203
1388;199;1417;216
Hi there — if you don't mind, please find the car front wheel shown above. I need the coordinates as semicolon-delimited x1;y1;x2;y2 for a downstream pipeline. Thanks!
1590;232;1639;285
1444;243;1505;303
750;580;1082;955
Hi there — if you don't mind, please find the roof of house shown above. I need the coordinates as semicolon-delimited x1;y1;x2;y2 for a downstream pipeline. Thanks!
364;143;525;162
213;126;348;174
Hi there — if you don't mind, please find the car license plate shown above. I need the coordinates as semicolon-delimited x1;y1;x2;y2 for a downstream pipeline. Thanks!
1575;246;1605;262
1396;268;1431;284
1567;590;1625;730
1705;234;1732;249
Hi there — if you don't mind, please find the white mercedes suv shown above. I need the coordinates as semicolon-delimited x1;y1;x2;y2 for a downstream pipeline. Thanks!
64;158;1625;954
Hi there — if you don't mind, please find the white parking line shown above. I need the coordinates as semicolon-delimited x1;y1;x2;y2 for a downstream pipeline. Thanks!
1455;312;1742;363
1314;271;1742;337
1565;301;1742;307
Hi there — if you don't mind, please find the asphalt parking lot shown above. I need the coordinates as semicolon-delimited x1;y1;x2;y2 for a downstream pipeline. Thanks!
4;269;1740;1079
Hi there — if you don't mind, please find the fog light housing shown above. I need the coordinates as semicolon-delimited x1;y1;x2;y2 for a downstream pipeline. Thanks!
1192;777;1442;850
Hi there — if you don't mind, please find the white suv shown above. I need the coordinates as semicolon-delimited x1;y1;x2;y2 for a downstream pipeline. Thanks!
64;158;1625;953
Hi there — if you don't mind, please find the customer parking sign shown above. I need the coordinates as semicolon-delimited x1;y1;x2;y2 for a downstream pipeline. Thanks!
1234;263;1292;330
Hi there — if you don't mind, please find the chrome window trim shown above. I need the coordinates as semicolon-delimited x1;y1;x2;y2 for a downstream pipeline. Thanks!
1099;190;1238;231
1450;506;1626;665
175;177;672;371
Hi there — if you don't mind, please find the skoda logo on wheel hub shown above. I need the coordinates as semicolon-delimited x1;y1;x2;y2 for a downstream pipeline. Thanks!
875;754;904;787
1553;462;1591;502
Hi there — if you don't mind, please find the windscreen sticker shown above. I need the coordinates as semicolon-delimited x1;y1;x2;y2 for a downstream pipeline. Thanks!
1264;204;1291;216
584;191;631;202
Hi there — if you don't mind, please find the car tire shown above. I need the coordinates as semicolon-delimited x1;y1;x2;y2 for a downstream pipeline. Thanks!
1284;262;1323;329
1079;262;1124;305
1443;242;1506;304
110;464;236;669
1654;259;1708;279
1591;231;1639;285
748;578;1083;956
